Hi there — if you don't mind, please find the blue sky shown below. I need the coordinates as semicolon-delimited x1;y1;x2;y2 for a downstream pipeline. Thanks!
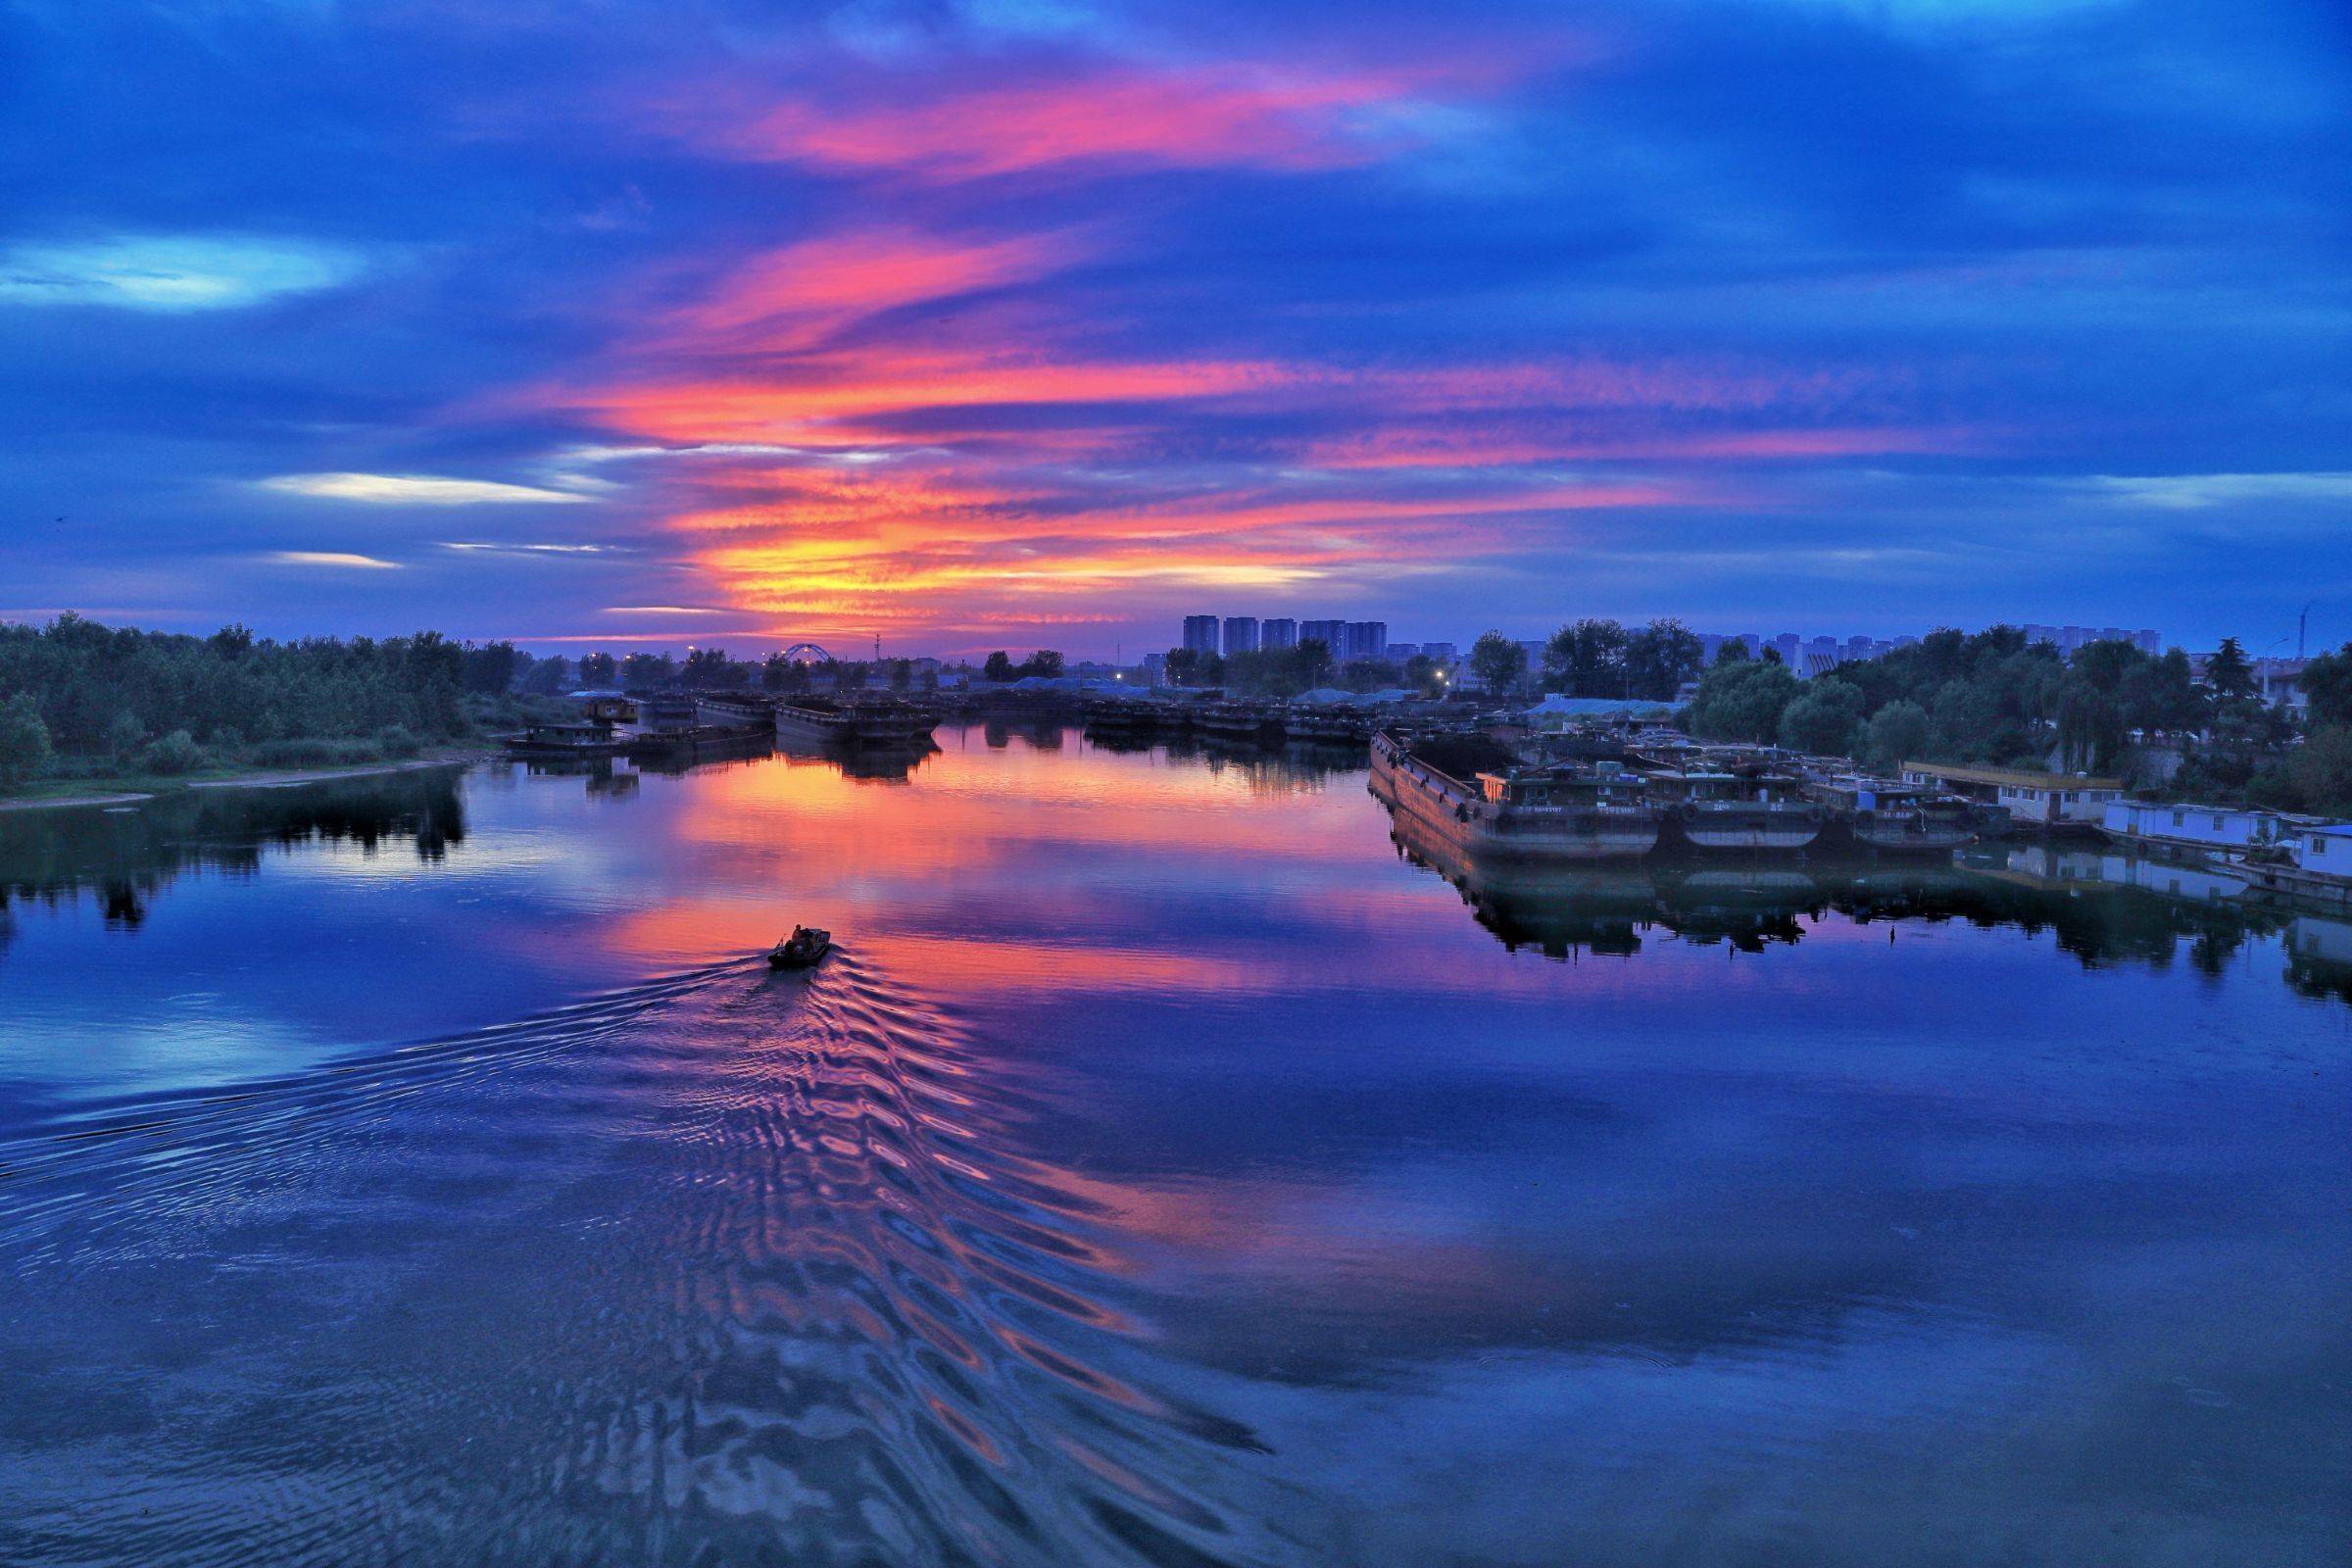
1;0;2345;657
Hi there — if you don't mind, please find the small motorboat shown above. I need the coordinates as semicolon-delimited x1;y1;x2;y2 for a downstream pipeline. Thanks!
768;925;832;969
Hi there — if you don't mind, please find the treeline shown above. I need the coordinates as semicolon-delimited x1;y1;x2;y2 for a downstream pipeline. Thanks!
550;648;944;696
1163;618;1711;702
0;615;535;786
1165;640;1453;697
1679;625;2352;814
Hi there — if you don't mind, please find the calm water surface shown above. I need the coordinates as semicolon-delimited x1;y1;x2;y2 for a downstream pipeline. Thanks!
1;726;2346;1566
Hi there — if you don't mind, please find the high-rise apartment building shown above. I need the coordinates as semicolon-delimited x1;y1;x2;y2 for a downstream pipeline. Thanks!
1222;616;1260;656
1261;618;1298;651
1182;615;1220;656
1344;621;1388;662
1298;619;1348;654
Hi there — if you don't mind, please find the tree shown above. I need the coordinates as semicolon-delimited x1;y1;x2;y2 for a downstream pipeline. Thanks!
620;652;675;688
1295;637;1332;684
107;710;147;760
983;651;1014;682
2205;637;2256;703
1542;618;1629;697
1778;677;1869;757
1624;619;1704;701
1863;700;1929;773
681;647;749;689
0;692;51;781
460;640;520;694
521;655;572;696
1714;638;1750;665
2300;642;2352;729
1686;661;1798;743
1020;650;1065;679
578;652;618;687
2266;725;2352;816
1469;630;1527;696
2120;648;2203;736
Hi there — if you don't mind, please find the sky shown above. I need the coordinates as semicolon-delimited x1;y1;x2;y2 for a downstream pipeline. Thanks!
0;0;2346;661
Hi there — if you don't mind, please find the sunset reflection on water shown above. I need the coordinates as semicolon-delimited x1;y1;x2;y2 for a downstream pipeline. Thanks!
1;727;2347;1566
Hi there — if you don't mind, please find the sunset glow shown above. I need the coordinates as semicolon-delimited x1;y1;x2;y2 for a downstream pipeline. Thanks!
5;2;2342;651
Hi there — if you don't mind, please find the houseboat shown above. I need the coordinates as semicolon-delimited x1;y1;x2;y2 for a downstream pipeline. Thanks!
773;697;938;749
1900;760;2123;832
1371;729;1660;863
2100;800;2298;856
1287;707;1371;746
2238;822;2352;906
1639;766;1825;854
1805;775;1981;854
1199;701;1285;743
504;720;629;759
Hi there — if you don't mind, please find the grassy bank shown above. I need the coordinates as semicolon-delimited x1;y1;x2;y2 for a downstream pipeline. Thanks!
0;745;490;812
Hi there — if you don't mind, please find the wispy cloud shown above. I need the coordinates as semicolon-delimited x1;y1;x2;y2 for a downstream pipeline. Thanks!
440;541;615;556
2076;472;2352;510
259;473;597;505
261;551;402;569
0;235;364;311
602;604;724;615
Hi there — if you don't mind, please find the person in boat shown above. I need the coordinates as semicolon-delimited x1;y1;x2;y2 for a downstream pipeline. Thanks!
770;924;831;967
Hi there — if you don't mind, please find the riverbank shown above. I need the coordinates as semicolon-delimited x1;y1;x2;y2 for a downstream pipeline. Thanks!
0;747;488;813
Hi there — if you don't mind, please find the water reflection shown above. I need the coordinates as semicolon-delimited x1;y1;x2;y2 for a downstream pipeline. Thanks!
0;768;467;938
0;728;2346;1566
1385;784;2302;982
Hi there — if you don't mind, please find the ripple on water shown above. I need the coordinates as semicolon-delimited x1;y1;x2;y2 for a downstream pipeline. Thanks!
0;955;1309;1567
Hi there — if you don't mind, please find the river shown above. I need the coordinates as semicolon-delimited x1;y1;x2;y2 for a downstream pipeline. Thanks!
1;724;2345;1566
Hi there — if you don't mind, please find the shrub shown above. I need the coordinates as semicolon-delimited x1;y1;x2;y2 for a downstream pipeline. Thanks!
252;737;382;768
0;692;52;781
139;729;207;775
376;724;421;759
107;710;147;760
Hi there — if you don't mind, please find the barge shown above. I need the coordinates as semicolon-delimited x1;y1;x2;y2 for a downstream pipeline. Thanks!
1371;729;1660;863
773;697;938;750
1804;776;1981;855
1640;766;1824;854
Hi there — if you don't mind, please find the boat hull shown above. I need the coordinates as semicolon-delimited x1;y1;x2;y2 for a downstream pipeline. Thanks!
1371;735;1659;863
774;705;937;749
1656;805;1823;855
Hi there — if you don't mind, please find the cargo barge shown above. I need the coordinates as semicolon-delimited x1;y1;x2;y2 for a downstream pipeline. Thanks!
1370;729;1660;863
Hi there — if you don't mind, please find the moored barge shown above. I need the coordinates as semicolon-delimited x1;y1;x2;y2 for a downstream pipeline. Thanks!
1804;775;1980;855
773;698;938;749
1371;729;1660;863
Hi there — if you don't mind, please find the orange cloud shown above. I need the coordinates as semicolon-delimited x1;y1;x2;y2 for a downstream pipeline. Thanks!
667;226;1091;351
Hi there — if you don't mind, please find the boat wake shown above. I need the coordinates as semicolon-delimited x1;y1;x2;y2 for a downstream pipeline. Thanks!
0;954;1303;1567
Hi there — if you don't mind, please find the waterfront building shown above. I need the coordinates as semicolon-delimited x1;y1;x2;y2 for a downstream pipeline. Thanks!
1901;761;2125;828
1182;615;1220;656
1223;616;1260;656
1262;617;1298;651
2101;800;2302;853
